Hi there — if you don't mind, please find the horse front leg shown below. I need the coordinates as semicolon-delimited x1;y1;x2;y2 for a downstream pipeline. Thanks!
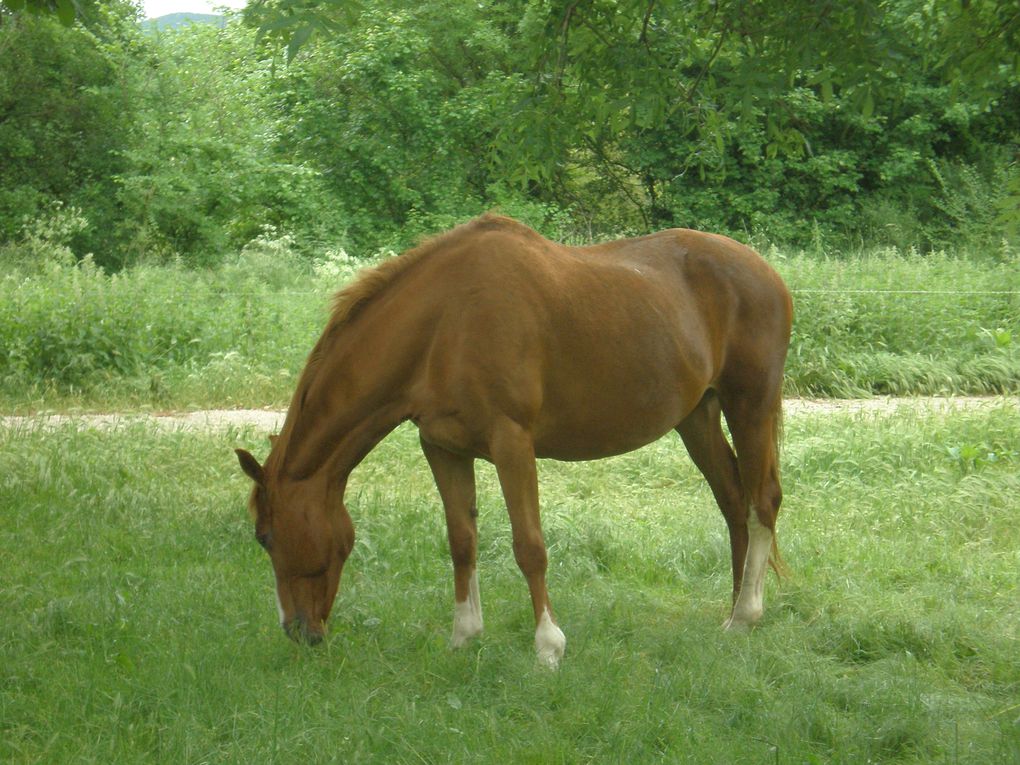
490;419;566;668
421;438;483;647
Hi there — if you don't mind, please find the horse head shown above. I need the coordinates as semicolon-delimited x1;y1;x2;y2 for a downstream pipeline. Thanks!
235;447;354;645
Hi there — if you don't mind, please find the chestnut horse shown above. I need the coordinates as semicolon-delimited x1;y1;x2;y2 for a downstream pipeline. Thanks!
236;214;792;667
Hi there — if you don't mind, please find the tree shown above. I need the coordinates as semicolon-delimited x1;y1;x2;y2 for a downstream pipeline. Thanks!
0;3;143;254
244;0;1020;245
0;0;116;27
115;19;347;263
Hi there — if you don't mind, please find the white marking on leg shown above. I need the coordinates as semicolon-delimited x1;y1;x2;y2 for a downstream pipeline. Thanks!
725;510;772;631
534;607;566;668
451;570;483;647
276;590;286;626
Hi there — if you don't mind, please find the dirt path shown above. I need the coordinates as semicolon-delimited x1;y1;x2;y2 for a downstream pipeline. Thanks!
2;396;1016;432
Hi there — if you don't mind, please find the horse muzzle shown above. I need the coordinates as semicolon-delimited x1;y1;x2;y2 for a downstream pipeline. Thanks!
284;615;324;646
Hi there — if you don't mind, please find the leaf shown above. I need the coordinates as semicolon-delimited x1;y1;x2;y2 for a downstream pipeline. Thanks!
861;90;875;120
821;78;833;102
320;0;363;26
256;13;290;46
55;0;76;26
741;89;754;120
261;13;300;33
286;25;314;63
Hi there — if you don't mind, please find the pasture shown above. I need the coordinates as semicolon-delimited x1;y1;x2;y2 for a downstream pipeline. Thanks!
2;403;1017;763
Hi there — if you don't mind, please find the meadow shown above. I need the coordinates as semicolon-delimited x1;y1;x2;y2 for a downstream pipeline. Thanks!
2;403;1018;764
6;9;1018;759
1;241;1018;411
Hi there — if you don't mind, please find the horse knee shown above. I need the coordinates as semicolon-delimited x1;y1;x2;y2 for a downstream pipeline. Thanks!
755;482;782;528
448;527;477;568
512;533;547;575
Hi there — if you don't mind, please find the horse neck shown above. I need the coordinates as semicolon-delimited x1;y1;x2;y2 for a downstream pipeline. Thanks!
275;300;421;483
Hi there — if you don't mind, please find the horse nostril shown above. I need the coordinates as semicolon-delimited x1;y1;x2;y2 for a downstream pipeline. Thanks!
284;618;303;643
283;616;324;646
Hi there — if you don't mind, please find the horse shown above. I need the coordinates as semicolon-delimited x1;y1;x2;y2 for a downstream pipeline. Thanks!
235;214;793;668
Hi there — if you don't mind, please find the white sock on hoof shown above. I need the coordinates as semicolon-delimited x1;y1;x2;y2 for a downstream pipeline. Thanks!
725;511;771;630
451;570;483;647
535;607;566;668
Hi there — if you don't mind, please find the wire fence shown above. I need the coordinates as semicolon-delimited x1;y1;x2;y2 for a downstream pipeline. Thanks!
789;289;1020;295
187;288;1020;297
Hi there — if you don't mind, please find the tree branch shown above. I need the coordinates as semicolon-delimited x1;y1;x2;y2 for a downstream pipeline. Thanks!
555;0;583;88
581;135;650;228
683;19;729;105
639;0;656;45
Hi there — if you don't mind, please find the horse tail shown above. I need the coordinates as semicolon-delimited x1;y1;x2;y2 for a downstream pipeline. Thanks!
769;538;789;578
768;391;790;579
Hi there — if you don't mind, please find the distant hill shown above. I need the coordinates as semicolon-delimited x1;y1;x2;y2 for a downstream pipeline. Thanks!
142;12;226;31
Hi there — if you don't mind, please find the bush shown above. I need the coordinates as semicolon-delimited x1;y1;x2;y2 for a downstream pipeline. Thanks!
0;247;328;404
0;202;89;272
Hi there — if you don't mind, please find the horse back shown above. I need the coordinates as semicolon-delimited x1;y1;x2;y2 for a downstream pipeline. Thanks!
405;219;792;460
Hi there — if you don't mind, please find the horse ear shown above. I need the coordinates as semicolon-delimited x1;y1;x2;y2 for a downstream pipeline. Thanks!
235;448;264;486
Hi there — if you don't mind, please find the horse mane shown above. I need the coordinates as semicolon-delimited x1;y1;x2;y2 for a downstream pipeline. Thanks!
271;215;519;466
325;246;428;335
324;213;520;337
278;215;515;418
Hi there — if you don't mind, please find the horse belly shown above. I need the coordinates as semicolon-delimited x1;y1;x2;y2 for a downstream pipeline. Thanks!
532;361;704;461
533;416;680;461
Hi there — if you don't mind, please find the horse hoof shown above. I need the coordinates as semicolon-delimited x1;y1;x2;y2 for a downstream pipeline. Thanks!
723;617;752;633
452;612;483;648
535;609;566;669
723;608;762;632
536;641;564;669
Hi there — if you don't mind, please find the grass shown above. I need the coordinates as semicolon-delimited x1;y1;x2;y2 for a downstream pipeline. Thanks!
776;248;1020;396
0;244;1017;410
2;404;1018;763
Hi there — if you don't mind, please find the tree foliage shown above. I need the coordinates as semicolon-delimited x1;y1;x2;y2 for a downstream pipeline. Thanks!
0;0;1017;267
1;0;84;27
0;3;141;253
245;0;1020;247
1;6;346;267
112;21;344;263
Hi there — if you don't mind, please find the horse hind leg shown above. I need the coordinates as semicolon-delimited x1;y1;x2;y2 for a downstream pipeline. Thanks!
720;388;785;631
725;509;774;630
421;438;483;647
675;390;747;605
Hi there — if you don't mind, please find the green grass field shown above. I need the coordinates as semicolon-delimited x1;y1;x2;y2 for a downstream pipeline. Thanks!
2;403;1017;763
2;245;1018;410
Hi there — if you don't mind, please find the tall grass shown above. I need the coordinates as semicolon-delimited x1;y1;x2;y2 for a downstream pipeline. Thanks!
0;242;373;410
1;405;1018;763
0;242;1017;410
777;247;1020;396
